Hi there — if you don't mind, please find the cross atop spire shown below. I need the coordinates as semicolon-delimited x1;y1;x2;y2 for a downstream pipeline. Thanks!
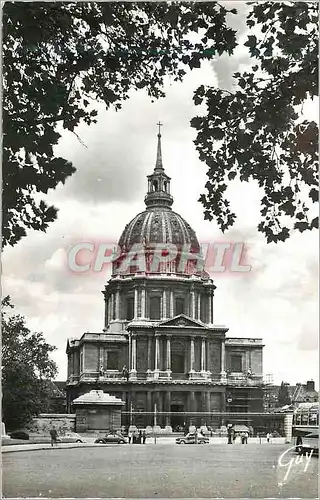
157;121;163;136
155;121;164;171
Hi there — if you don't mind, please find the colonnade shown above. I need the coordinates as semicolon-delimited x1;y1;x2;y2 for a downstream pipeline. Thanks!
129;334;212;377
123;389;225;427
104;284;215;327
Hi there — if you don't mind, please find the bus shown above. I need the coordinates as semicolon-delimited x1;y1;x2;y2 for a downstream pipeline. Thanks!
292;402;319;438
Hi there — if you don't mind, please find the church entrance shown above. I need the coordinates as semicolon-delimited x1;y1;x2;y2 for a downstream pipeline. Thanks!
170;404;185;431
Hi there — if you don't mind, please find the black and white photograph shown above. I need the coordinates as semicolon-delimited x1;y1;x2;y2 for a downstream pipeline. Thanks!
1;1;319;498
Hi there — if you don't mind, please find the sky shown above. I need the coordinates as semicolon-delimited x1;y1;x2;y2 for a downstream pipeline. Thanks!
2;2;318;387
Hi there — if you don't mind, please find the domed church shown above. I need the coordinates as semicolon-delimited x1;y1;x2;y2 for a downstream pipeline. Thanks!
66;126;264;431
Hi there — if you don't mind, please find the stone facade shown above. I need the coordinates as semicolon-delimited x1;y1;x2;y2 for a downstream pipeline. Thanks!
66;131;264;430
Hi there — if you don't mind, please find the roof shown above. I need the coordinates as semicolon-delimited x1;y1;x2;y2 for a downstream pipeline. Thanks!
45;380;66;398
72;390;125;406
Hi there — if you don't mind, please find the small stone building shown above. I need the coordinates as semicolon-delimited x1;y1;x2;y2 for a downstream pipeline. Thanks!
72;390;124;432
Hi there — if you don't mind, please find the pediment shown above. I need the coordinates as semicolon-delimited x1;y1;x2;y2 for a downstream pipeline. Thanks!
158;314;206;328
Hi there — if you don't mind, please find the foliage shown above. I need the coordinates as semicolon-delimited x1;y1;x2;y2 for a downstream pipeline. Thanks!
191;2;319;243
3;1;237;246
277;381;291;407
2;296;58;430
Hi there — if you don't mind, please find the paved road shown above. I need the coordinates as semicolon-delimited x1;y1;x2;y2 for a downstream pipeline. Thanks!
2;443;318;498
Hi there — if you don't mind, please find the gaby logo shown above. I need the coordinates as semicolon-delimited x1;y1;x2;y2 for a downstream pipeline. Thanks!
277;446;314;483
67;242;252;274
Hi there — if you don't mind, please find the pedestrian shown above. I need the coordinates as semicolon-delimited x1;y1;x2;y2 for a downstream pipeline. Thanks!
227;425;233;444
49;425;58;447
296;435;302;452
142;430;146;444
244;431;249;444
232;430;236;444
128;430;133;444
266;432;271;443
240;432;245;444
139;430;142;444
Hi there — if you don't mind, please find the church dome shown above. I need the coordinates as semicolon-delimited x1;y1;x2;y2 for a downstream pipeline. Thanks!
112;125;203;277
118;208;200;251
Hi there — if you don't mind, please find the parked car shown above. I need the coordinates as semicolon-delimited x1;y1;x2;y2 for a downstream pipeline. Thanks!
176;432;209;444
9;430;29;440
57;432;84;443
298;432;319;456
95;431;128;444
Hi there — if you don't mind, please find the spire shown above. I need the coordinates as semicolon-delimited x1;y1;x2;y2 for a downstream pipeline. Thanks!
144;124;173;210
155;121;164;171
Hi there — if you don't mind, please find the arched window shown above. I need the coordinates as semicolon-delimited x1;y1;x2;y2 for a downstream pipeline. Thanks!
153;180;158;191
163;181;167;192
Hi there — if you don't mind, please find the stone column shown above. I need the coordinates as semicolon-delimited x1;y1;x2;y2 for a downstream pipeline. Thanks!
206;392;211;413
147;336;152;372
166;336;171;376
284;413;293;443
141;287;146;319
110;293;114;321
122;391;127;405
130;335;137;380
189;337;195;373
147;391;152;426
99;345;104;369
221;339;227;382
162;289;167;319
104;296;109;329
206;339;211;377
201;337;206;372
201;392;206;425
210;291;214;324
191;289;195;319
153;391;160;427
170;290;174;317
245;351;250;372
190;391;196;413
197;293;201;320
165;391;171;427
128;335;132;371
154;335;160;378
208;293;212;325
147;391;152;412
134;288;139;319
115;288;120;320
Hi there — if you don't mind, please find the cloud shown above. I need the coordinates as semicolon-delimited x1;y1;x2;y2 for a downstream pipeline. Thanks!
211;2;252;90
